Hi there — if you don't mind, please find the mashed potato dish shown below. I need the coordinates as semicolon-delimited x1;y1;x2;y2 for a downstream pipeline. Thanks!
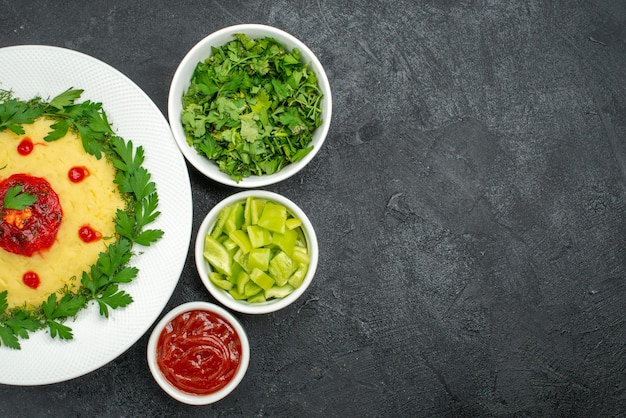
0;89;163;349
0;118;125;308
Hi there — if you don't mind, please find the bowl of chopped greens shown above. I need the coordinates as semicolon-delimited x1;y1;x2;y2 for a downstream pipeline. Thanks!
168;24;332;187
195;190;318;314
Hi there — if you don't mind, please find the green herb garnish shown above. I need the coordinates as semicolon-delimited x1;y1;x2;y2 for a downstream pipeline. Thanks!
2;185;37;210
181;33;323;182
0;91;43;135
0;88;163;349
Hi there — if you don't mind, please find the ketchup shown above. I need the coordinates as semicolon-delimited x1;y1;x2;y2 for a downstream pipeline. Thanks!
79;225;102;243
0;174;63;256
156;310;242;395
17;138;34;155
68;166;90;183
22;271;40;289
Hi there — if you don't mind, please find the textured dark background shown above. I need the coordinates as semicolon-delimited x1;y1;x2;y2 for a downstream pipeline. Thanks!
1;1;625;417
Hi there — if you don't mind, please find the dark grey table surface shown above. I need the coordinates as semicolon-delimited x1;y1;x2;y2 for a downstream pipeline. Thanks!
1;1;625;417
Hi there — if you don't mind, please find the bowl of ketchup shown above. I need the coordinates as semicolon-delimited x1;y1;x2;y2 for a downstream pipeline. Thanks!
147;301;250;405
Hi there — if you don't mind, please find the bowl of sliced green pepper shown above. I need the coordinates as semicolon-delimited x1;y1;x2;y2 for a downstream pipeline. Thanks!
195;190;318;314
169;24;332;187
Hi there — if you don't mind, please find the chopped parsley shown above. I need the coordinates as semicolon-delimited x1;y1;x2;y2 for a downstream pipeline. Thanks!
181;33;323;182
0;88;163;349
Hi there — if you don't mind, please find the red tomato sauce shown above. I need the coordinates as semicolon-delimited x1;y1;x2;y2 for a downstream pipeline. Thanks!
0;174;63;256
68;166;90;183
17;138;34;155
22;271;40;289
156;310;242;395
78;225;102;243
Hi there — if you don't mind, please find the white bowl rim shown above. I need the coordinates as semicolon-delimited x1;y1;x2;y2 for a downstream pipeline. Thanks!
168;23;333;188
195;190;319;314
146;301;250;405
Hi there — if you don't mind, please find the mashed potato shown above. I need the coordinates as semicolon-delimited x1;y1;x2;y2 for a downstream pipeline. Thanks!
0;118;125;308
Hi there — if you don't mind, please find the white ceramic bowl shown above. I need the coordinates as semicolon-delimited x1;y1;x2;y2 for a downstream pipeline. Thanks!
195;190;318;314
147;301;250;405
168;24;332;188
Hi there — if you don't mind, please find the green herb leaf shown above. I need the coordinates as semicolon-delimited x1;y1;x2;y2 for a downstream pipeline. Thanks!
47;320;73;340
45;118;72;141
81;238;137;303
0;98;43;134
110;266;139;284
53;294;87;318
96;285;133;318
96;239;133;279
6;311;45;336
110;136;143;172
133;229;164;246
129;167;156;202
39;292;85;341
115;209;135;241
41;293;56;319
41;293;85;320
0;325;20;349
96;301;110;318
111;138;156;202
49;88;84;110
0;290;7;313
43;96;111;159
76;124;105;158
136;193;161;227
2;185;37;210
81;271;97;295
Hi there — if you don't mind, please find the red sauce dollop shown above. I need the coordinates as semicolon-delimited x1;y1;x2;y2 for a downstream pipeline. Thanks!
0;174;63;256
17;138;34;156
156;310;242;395
78;225;102;243
22;271;40;289
68;166;90;183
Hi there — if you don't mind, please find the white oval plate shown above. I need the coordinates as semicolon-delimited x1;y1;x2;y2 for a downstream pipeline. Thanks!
0;45;193;385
